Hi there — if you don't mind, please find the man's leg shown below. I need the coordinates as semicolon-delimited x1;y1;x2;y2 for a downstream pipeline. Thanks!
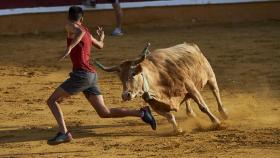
111;0;123;36
85;94;140;118
112;0;123;30
47;87;70;134
85;94;157;130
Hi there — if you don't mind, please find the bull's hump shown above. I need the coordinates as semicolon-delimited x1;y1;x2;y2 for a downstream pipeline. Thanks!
153;43;201;55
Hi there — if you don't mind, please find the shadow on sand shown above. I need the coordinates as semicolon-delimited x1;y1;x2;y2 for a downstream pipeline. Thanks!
0;122;154;144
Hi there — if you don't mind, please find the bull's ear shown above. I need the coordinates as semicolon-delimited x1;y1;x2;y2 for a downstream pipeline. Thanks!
134;64;143;75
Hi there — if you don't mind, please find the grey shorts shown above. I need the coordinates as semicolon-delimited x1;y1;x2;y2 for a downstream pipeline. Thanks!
60;70;101;95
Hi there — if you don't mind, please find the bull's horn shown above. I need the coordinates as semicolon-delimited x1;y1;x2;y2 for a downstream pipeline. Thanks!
133;43;151;65
93;59;120;72
142;42;151;56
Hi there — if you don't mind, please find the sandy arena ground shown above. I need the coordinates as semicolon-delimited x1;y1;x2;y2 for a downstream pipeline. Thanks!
0;21;279;157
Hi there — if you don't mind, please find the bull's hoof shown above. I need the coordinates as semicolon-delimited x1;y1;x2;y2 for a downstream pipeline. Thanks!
173;128;185;135
210;122;228;130
212;118;221;126
219;108;229;120
186;112;196;118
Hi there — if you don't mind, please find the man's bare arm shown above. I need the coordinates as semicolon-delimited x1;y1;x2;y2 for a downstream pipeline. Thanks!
59;23;85;60
91;26;105;49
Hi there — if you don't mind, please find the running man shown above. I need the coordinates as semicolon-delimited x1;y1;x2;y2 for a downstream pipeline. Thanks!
46;6;156;145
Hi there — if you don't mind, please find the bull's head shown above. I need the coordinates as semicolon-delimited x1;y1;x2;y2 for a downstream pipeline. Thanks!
94;43;151;101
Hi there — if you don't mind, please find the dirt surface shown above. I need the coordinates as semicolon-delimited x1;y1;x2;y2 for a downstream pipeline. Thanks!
0;21;279;157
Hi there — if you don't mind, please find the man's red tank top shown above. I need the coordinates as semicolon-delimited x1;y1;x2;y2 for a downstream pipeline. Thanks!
67;24;96;73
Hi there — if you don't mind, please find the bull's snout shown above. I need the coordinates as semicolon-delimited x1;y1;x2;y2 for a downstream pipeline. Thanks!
122;91;132;101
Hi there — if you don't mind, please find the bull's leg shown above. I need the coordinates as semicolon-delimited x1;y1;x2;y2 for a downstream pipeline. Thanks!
181;94;196;117
166;112;183;134
208;78;228;119
151;107;183;133
186;83;221;125
185;98;196;118
164;112;182;133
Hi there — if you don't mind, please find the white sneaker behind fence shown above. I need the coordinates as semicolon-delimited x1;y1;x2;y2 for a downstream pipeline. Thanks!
111;28;123;36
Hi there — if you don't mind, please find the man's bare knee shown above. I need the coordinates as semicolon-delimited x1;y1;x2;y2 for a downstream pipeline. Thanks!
46;97;53;106
47;97;58;107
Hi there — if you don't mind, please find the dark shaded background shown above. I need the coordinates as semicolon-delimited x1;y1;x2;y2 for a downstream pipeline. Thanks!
0;0;153;9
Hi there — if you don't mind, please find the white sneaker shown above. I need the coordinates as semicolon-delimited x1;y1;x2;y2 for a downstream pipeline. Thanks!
111;28;123;36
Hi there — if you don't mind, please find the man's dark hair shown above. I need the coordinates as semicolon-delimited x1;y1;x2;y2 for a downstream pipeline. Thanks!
68;6;84;21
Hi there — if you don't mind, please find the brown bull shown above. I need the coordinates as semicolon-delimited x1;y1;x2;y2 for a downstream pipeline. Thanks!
94;42;228;133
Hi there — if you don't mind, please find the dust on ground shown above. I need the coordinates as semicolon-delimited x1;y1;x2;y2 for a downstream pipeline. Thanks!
0;21;279;157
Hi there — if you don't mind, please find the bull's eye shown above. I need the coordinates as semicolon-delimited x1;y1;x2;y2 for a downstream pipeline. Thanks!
131;72;136;76
128;72;136;81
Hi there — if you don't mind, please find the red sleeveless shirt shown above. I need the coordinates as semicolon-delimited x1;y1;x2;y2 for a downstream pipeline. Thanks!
67;24;96;73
